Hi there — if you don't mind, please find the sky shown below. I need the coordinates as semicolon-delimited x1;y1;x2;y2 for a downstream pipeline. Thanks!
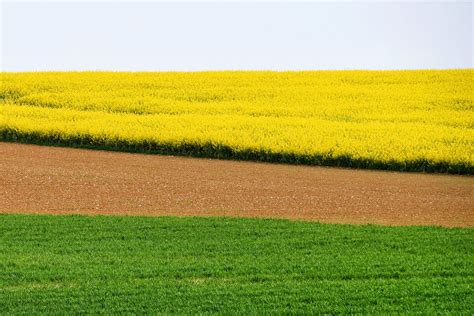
1;1;472;71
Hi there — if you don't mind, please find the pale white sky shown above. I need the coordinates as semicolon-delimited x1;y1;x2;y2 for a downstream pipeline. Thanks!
1;1;472;71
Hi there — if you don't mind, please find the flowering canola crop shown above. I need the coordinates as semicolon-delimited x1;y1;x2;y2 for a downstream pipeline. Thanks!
1;70;472;173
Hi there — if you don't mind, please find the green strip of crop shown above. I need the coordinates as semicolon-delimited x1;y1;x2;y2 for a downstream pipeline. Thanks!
0;214;472;314
1;133;472;174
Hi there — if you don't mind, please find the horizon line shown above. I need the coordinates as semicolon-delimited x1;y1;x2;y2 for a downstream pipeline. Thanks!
2;68;473;74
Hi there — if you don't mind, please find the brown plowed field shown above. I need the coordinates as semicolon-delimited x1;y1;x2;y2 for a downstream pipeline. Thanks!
1;142;472;227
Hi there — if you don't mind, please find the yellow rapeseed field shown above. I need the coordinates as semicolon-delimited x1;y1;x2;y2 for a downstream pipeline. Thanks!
1;70;472;173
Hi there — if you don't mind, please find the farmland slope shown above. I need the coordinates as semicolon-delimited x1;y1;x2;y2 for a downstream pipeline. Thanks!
1;70;473;173
1;142;472;227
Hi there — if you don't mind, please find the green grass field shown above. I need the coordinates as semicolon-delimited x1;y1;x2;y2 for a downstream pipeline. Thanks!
0;214;472;314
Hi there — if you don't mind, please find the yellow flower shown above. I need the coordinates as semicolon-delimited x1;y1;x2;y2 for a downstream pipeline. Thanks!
1;70;472;173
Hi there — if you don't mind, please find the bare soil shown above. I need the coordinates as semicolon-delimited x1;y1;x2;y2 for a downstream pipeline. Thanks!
1;142;472;227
